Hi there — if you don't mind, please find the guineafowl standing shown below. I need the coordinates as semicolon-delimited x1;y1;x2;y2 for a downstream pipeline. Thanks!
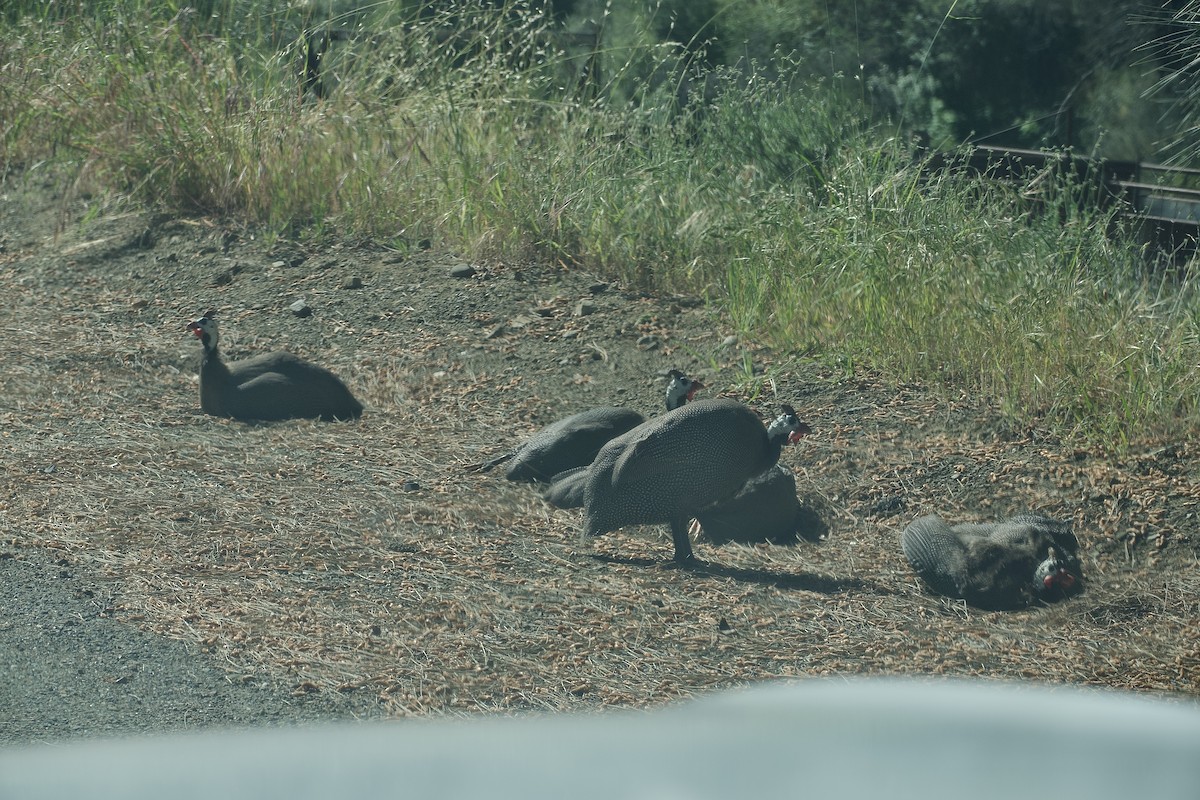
901;513;1081;610
187;310;363;422
583;399;811;563
484;369;703;483
542;370;705;510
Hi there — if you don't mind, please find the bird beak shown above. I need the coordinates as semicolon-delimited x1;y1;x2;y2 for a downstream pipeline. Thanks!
1044;568;1076;591
1041;547;1076;591
789;422;813;443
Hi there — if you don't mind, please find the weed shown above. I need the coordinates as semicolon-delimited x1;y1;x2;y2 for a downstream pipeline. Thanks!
2;0;1198;444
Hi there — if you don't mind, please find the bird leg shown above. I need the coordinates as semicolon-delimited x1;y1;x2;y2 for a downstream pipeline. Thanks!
669;517;696;564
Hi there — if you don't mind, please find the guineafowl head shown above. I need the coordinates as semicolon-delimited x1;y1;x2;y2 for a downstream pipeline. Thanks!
767;404;812;444
186;310;220;352
665;370;704;411
1033;546;1079;600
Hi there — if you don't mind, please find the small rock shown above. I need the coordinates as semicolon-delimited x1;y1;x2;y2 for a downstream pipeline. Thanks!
561;330;579;340
450;263;477;279
212;270;234;286
636;335;659;351
721;335;738;348
342;276;363;289
131;298;149;310
588;281;609;294
485;323;507;340
402;480;421;492
289;299;312;317
270;253;307;268
573;299;598;317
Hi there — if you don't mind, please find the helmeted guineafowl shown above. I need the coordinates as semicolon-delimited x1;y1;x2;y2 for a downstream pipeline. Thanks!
901;513;1081;610
541;464;591;509
187;310;363;422
582;399;812;563
692;464;828;546
542;371;705;509
483;369;703;483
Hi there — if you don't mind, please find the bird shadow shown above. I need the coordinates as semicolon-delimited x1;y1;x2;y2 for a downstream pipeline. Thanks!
589;554;868;594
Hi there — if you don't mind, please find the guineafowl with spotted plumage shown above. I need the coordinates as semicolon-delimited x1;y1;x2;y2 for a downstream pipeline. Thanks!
187;310;363;422
482;369;703;483
692;464;828;546
901;513;1082;610
540;464;592;509
582;399;811;563
542;371;705;510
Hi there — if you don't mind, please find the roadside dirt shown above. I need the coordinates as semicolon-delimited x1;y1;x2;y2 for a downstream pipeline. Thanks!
2;166;1198;744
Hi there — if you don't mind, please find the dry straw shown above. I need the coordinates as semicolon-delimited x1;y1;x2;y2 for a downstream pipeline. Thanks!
3;215;1199;718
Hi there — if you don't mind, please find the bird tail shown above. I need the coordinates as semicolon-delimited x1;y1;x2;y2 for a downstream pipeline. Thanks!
464;450;515;473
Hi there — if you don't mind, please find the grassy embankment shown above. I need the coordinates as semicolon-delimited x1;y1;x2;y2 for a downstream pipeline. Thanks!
2;1;1197;446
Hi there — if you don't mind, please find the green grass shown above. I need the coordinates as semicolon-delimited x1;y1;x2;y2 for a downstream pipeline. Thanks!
3;0;1198;445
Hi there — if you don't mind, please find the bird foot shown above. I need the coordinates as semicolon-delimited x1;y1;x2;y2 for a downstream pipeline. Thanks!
667;553;703;571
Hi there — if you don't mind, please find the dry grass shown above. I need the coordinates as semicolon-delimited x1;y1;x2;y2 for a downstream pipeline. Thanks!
3;200;1199;720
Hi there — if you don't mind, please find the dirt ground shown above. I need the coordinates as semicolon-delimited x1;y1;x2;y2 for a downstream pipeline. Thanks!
2;166;1199;744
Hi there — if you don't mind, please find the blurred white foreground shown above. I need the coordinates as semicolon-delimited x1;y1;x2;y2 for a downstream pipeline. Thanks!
3;677;1198;800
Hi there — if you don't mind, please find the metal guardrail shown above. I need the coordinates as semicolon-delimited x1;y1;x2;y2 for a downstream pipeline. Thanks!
932;145;1200;257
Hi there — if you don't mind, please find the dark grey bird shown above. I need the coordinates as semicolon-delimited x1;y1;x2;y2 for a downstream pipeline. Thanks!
691;464;828;546
582;399;812;563
480;370;703;483
540;464;592;509
186;310;363;422
542;371;705;510
901;513;1082;610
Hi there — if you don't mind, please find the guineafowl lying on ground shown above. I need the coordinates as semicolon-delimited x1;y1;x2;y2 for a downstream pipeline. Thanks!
583;399;811;563
901;513;1082;610
187;310;363;422
541;464;592;509
691;464;828;546
483;369;703;483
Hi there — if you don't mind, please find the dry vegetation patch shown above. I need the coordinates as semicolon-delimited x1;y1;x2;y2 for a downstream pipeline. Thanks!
3;182;1199;721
